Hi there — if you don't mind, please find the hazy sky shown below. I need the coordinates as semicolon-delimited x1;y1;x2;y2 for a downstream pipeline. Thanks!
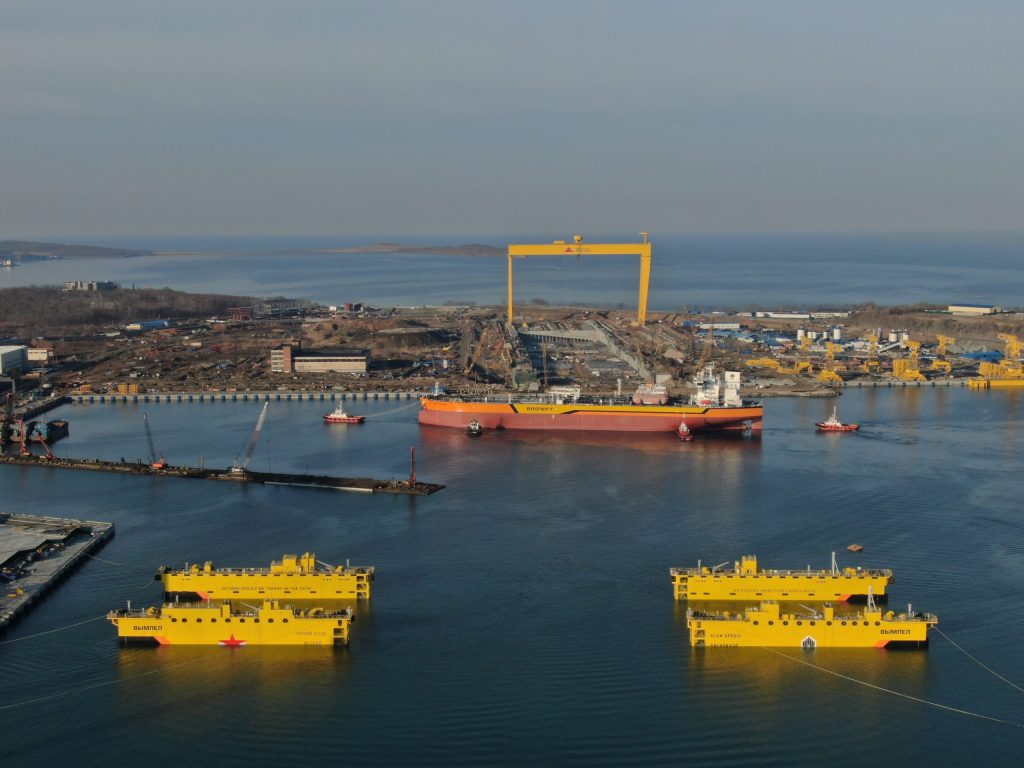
2;1;1022;239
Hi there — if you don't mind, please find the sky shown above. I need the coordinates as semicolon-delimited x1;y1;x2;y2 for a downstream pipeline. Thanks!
2;1;1023;240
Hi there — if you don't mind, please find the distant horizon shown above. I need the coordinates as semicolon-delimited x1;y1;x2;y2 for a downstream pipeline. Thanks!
11;228;1024;251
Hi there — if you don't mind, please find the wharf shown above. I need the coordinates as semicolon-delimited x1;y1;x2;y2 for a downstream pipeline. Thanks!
71;390;424;404
0;454;444;495
845;379;967;388
0;513;114;633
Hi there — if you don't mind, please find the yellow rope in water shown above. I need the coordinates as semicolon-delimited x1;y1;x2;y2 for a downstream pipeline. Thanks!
0;614;108;645
761;646;1024;729
0;649;224;711
935;627;1024;696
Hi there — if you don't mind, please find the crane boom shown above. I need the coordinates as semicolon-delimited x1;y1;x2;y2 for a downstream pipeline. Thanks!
142;413;167;469
143;413;157;464
232;402;269;473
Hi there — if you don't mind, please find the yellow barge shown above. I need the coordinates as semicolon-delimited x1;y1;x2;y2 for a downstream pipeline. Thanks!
156;552;373;601
670;553;893;602
108;600;353;646
687;599;936;648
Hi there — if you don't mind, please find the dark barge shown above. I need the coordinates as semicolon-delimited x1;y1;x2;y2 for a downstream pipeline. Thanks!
0;454;444;495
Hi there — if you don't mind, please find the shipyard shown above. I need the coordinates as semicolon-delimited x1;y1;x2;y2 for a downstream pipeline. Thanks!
6;3;1024;764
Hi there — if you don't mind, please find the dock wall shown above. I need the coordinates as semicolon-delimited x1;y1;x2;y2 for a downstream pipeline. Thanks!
71;390;424;404
0;514;115;633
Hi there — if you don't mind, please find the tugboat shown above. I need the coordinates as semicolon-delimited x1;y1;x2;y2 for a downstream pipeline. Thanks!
467;419;483;437
816;406;858;432
677;421;693;441
323;403;365;424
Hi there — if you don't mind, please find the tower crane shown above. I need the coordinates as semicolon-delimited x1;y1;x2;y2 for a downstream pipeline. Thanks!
231;402;269;474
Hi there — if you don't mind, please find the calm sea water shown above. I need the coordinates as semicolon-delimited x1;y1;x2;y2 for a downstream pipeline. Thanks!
3;232;1024;309
1;388;1023;766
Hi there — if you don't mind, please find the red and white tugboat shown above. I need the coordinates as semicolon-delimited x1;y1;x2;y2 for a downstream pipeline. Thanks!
815;407;858;432
677;421;694;441
323;403;365;424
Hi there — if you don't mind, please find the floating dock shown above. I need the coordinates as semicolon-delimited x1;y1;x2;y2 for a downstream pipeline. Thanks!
0;513;115;633
0;454;444;495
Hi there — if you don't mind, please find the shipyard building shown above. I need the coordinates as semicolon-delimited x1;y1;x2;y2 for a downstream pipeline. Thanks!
0;345;27;374
271;344;367;374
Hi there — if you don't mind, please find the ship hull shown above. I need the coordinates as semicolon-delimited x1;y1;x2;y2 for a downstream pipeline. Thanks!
109;602;352;646
688;616;931;648
418;398;763;433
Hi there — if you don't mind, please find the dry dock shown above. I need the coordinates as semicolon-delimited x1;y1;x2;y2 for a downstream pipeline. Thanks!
0;513;114;633
0;454;444;495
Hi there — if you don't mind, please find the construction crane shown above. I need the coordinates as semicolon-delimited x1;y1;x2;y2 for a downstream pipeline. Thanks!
231;402;269;474
893;340;926;382
931;334;955;374
861;334;881;373
507;233;652;325
997;333;1023;376
33;428;57;462
142;413;167;469
15;419;31;456
816;341;844;383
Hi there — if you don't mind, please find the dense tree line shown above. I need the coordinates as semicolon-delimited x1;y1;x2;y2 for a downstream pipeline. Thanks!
0;286;256;331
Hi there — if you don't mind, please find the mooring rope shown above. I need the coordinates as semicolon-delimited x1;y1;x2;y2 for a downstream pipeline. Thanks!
0;649;224;711
0;614;108;645
935;627;1024;696
761;646;1024;729
361;401;419;418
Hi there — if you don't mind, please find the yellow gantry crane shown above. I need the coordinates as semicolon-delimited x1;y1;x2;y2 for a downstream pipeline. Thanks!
506;233;653;325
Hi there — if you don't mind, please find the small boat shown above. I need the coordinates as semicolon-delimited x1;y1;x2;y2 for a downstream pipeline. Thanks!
816;407;858;432
467;419;483;437
323;404;364;424
847;544;864;553
677;421;693;441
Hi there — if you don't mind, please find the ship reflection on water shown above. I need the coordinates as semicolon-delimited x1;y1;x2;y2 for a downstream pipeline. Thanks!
417;423;763;456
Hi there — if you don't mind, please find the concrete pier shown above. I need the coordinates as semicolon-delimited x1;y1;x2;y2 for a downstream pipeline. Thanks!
71;390;424;404
0;513;114;633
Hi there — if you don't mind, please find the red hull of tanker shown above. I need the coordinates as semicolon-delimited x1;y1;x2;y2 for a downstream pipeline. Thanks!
418;399;762;433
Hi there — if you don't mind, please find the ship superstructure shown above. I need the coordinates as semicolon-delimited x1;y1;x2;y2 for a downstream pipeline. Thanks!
156;552;374;601
670;553;893;602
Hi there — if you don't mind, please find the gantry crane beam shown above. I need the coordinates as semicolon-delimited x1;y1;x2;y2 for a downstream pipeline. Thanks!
507;233;652;325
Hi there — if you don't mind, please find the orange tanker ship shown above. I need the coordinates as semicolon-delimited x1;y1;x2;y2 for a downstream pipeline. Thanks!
419;365;763;434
